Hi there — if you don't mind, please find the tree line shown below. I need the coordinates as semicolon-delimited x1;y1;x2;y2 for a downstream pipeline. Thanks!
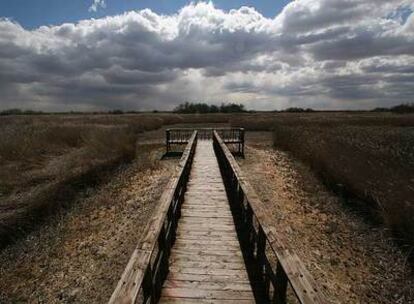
173;102;246;113
1;103;413;115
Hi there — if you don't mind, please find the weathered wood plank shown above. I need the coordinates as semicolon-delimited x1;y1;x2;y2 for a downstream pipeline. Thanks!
167;273;251;283
179;216;234;223
164;280;252;291
170;261;247;270
171;244;242;253
175;233;236;240
170;249;243;257
173;239;240;246
181;210;232;216
181;205;230;210
161;288;254;300
160;297;254;303
159;141;253;304
169;267;249;278
170;255;244;263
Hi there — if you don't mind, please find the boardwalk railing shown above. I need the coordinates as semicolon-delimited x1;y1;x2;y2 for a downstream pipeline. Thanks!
109;131;198;304
166;128;244;156
213;131;329;304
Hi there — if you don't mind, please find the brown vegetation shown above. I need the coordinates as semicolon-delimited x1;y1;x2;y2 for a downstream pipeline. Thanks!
1;111;413;303
0;114;185;245
0;142;175;303
232;113;414;260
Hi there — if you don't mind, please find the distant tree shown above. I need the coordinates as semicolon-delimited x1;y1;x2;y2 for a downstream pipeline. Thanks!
391;103;414;114
110;109;124;114
372;107;389;112
173;102;246;114
219;103;246;113
0;108;44;115
209;105;220;113
371;103;414;114
0;109;23;115
283;107;314;113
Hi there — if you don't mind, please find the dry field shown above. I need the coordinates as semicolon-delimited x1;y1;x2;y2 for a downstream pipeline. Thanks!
240;131;414;303
0;114;187;245
0;113;234;246
232;112;414;258
0;112;413;303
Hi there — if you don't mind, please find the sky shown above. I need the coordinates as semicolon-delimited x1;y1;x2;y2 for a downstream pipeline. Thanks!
0;0;413;111
0;1;291;28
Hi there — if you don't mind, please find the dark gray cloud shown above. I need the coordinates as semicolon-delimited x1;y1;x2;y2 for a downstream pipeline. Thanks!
0;1;413;111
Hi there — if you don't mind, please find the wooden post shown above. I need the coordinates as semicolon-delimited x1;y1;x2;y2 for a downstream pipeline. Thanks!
273;261;288;304
166;129;170;154
257;228;266;275
240;128;245;157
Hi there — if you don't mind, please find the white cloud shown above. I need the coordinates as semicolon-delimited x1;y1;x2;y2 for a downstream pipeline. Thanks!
0;1;413;111
88;0;106;13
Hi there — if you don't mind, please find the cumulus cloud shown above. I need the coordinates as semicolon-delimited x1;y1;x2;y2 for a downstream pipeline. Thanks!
0;1;413;111
89;0;106;13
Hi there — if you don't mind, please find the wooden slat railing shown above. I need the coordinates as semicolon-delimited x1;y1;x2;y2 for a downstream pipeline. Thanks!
109;131;198;304
213;131;330;304
166;128;244;156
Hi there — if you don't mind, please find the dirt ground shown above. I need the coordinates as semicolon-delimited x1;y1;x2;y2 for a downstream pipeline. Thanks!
0;143;177;303
241;131;414;304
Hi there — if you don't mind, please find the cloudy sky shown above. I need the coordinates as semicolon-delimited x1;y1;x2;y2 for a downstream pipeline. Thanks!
0;0;413;111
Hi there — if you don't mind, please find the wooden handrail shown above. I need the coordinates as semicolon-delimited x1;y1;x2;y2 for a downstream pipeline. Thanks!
109;131;198;304
213;131;330;304
166;128;244;156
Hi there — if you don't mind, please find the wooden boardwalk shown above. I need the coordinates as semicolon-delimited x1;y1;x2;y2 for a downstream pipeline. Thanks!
159;140;255;303
109;131;329;304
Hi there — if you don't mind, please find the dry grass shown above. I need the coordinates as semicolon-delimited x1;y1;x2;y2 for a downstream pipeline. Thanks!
0;113;183;245
3;111;413;259
232;113;414;260
82;127;136;160
0;141;173;303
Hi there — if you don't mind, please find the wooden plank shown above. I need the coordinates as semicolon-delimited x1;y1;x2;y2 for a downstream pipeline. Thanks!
159;297;254;304
181;205;230;210
164;280;252;291
170;261;247;270
174;242;241;251
176;225;236;232
181;208;231;214
170;254;244;263
177;219;235;225
175;230;235;236
172;244;242;253
181;202;229;208
170;249;243;258
180;212;233;218
161;288;254;300
169;267;249;278
167;273;250;283
174;239;240;246
175;236;237;243
179;216;234;223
